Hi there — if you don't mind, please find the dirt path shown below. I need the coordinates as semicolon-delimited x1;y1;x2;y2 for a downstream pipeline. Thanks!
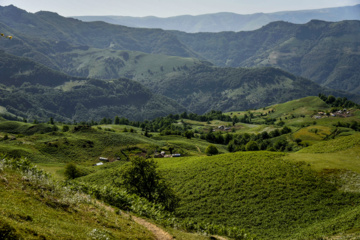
95;200;227;240
131;215;173;240
196;145;201;153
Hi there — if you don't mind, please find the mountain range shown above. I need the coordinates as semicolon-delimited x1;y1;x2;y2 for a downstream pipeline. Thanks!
0;5;359;121
73;4;360;33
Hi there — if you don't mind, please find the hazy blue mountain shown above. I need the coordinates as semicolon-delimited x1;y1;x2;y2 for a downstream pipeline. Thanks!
73;5;360;33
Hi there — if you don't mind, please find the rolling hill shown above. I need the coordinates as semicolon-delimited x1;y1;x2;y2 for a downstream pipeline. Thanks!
0;52;186;122
0;95;359;239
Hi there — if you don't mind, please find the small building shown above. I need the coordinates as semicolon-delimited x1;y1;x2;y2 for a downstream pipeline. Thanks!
99;157;109;162
172;153;181;157
94;162;104;166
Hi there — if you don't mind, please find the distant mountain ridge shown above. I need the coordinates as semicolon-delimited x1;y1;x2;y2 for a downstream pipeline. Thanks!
1;6;359;94
0;5;360;120
73;4;360;33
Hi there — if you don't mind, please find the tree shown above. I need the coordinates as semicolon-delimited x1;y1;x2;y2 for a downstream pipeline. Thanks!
245;141;259;151
205;144;219;155
62;125;70;132
64;163;82;179
183;130;193;139
122;156;179;211
114;116;120;125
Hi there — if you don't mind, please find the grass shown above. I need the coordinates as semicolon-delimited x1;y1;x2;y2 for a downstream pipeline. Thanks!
156;151;360;239
0;160;154;239
0;96;360;239
285;133;360;173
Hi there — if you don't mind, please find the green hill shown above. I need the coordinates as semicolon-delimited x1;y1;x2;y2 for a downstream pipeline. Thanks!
0;158;155;239
0;95;359;239
156;151;360;239
0;5;198;59
138;65;360;114
0;52;186;122
173;20;360;94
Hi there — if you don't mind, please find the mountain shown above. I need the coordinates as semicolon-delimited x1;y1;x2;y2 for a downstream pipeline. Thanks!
0;52;185;122
172;20;360;94
1;6;359;95
0;5;198;59
0;5;359;112
134;64;360;114
73;4;360;33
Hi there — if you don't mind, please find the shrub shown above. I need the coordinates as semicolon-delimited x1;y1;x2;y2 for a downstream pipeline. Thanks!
62;125;70;132
0;221;20;239
64;163;82;180
205;144;219;156
245;141;259;151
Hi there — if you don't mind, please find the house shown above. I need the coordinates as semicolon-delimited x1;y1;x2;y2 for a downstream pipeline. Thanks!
99;157;109;162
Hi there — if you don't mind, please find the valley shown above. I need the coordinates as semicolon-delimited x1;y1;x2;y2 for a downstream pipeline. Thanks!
1;96;360;239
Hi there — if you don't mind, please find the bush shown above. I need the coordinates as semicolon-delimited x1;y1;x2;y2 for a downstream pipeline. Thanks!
205;144;219;155
0;220;20;239
62;125;70;132
64;163;82;180
245;141;259;151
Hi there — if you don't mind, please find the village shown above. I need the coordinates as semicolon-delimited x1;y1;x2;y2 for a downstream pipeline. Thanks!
313;109;353;119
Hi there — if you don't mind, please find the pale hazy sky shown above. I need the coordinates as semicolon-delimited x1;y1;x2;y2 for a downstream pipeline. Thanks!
0;0;359;17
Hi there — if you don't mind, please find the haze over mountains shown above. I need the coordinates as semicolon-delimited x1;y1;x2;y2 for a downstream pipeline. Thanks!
0;4;359;121
73;4;360;33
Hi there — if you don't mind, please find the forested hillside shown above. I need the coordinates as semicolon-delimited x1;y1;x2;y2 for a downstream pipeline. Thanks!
173;20;360;94
0;53;185;122
0;6;359;95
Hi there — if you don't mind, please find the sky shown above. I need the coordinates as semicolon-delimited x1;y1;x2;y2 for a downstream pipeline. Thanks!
0;0;359;17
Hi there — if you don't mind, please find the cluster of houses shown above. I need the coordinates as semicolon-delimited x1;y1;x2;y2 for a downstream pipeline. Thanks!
313;109;352;119
154;151;181;158
218;125;231;131
94;151;181;165
94;157;109;166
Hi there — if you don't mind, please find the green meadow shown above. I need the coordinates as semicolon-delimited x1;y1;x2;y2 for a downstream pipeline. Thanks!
0;96;360;239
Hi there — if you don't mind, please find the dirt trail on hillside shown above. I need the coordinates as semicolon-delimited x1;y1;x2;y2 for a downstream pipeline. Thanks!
131;215;173;240
196;145;201;153
95;200;227;240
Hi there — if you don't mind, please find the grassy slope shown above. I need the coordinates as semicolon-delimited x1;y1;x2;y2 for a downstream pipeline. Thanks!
0;96;360;239
56;48;201;81
0;168;154;239
157;151;360;239
285;133;360;173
